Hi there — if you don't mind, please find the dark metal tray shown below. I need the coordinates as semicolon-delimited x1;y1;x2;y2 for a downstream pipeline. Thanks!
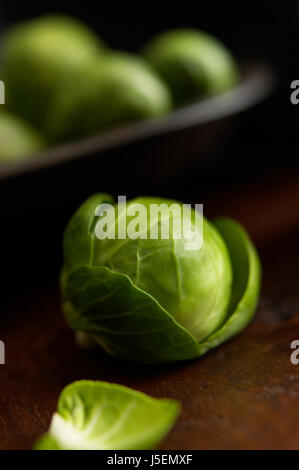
0;63;274;182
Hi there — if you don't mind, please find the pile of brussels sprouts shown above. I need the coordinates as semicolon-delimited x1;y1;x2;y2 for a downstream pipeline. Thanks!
0;14;239;162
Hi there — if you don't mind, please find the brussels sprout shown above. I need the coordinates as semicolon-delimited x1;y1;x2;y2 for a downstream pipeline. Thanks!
61;194;261;364
0;111;44;163
35;380;180;450
1;15;104;127
45;52;172;142
142;29;240;105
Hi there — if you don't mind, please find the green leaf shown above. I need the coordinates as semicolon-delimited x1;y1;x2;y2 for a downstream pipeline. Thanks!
197;217;261;356
63;265;200;364
34;434;61;450
35;381;180;450
63;193;114;274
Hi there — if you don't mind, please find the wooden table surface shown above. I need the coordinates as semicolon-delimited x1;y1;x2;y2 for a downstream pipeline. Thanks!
1;169;299;450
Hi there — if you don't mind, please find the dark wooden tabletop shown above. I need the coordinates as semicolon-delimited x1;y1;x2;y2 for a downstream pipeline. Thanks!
1;169;299;450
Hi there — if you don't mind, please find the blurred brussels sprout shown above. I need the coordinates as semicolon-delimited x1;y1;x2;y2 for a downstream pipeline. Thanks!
35;380;180;450
0;111;44;163
45;52;172;142
142;29;240;105
1;15;104;127
61;194;261;364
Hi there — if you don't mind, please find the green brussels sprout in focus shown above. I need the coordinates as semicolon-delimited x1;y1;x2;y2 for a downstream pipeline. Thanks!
45;52;172;142
142;29;240;105
1;15;104;127
61;194;261;364
0;111;44;163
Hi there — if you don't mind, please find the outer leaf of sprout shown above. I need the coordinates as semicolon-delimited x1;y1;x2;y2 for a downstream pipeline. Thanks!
34;380;180;450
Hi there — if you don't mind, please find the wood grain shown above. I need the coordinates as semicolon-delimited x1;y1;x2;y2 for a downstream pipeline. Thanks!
0;170;299;450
